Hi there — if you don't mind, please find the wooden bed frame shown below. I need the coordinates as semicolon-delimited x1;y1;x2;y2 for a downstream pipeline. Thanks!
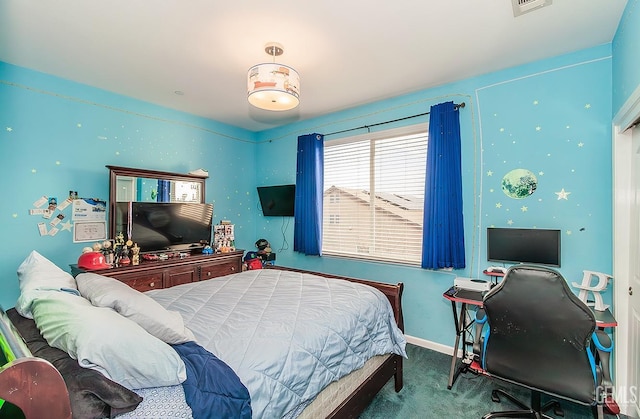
0;266;404;418
265;265;405;418
0;308;72;419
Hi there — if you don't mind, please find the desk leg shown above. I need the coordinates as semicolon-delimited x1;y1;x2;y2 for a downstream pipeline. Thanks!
447;301;467;389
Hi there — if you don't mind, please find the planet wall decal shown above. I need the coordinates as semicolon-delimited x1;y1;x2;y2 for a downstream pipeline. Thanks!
501;169;537;199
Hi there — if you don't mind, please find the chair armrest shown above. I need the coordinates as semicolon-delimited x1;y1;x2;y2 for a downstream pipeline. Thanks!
592;329;613;388
473;308;487;359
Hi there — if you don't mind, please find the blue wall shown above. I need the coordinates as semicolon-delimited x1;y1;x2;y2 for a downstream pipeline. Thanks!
0;62;257;308
254;45;614;347
0;40;621;349
612;0;640;114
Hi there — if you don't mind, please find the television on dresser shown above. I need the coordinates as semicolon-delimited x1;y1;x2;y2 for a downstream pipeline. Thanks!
115;202;213;253
487;227;561;267
257;184;296;216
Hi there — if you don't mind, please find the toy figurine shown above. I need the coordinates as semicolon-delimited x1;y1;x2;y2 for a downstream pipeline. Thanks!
102;240;115;265
119;246;131;265
131;243;140;266
113;232;127;265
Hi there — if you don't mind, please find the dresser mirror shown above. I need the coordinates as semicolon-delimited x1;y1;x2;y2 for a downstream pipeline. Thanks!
107;165;208;240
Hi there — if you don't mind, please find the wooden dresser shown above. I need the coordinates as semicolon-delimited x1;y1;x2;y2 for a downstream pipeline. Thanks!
71;250;244;292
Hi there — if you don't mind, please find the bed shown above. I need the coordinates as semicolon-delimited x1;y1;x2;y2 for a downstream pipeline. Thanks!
2;251;406;418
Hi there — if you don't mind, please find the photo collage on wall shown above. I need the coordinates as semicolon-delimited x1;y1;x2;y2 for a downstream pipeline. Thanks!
28;191;107;242
29;193;75;237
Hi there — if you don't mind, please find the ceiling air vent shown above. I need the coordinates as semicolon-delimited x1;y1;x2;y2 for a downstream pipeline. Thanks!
512;0;552;17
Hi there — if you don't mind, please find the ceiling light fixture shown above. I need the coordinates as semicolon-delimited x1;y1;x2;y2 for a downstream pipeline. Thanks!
247;42;300;111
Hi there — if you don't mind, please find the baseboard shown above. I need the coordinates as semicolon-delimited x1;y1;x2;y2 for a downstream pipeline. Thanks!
405;335;461;357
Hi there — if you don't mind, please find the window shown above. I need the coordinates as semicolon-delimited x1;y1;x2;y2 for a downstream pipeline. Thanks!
323;124;428;264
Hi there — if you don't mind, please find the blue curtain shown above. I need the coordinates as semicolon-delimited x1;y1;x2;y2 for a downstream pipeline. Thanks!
422;101;465;269
294;133;324;255
157;179;170;202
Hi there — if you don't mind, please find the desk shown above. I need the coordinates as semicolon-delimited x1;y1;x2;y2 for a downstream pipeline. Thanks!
443;286;484;389
442;286;617;389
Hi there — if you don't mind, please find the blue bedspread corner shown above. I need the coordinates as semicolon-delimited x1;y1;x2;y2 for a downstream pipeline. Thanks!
172;341;252;419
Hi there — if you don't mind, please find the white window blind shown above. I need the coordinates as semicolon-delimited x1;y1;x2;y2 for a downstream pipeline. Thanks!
323;124;428;264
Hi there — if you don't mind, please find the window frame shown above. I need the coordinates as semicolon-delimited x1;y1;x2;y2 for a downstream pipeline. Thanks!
322;123;428;265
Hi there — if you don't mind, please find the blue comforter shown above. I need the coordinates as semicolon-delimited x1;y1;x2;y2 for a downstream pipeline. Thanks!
150;269;406;418
172;341;252;419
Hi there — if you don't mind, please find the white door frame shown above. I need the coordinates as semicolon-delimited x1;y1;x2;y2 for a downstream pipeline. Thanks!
612;83;640;416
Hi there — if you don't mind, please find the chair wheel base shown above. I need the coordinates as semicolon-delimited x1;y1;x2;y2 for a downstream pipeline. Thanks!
482;389;562;419
491;390;501;403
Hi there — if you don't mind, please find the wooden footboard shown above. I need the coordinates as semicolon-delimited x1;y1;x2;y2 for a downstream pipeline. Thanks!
265;265;405;417
0;308;72;419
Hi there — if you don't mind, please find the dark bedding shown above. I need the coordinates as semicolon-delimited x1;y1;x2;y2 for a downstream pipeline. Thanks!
6;308;143;419
172;341;252;419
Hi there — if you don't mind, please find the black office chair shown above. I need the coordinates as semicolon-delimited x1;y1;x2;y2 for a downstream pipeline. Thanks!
474;265;616;419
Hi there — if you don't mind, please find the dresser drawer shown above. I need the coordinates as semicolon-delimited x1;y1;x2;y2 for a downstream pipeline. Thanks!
199;261;239;280
112;271;163;292
164;265;197;288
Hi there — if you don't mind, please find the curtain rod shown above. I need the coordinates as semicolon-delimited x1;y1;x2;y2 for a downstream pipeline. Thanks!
324;102;465;137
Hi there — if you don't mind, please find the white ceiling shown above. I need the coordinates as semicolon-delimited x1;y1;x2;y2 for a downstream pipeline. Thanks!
0;0;628;132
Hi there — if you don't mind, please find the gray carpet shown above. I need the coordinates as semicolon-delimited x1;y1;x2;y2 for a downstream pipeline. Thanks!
360;344;627;419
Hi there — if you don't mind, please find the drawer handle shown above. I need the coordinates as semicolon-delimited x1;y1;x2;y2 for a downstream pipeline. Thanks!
150;282;155;288
206;271;211;277
231;266;236;271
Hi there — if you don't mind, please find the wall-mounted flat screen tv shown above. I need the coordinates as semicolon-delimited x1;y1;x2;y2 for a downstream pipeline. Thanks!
487;227;561;267
116;202;213;253
257;184;295;216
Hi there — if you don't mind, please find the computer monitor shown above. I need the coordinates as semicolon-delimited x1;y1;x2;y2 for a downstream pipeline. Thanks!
487;227;561;267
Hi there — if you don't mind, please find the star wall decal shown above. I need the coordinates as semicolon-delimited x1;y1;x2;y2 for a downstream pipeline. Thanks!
578;142;584;147
487;170;493;176
521;206;528;212
533;100;539;105
536;126;541;131
6;127;12;132
555;188;571;200
61;221;73;232
585;104;591;109
496;203;502;208
507;219;514;225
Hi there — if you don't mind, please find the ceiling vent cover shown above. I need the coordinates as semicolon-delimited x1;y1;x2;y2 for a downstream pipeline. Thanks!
512;0;552;17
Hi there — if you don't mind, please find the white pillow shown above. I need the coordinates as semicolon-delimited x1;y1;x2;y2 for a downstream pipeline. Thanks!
15;250;80;318
30;291;187;390
76;272;195;344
